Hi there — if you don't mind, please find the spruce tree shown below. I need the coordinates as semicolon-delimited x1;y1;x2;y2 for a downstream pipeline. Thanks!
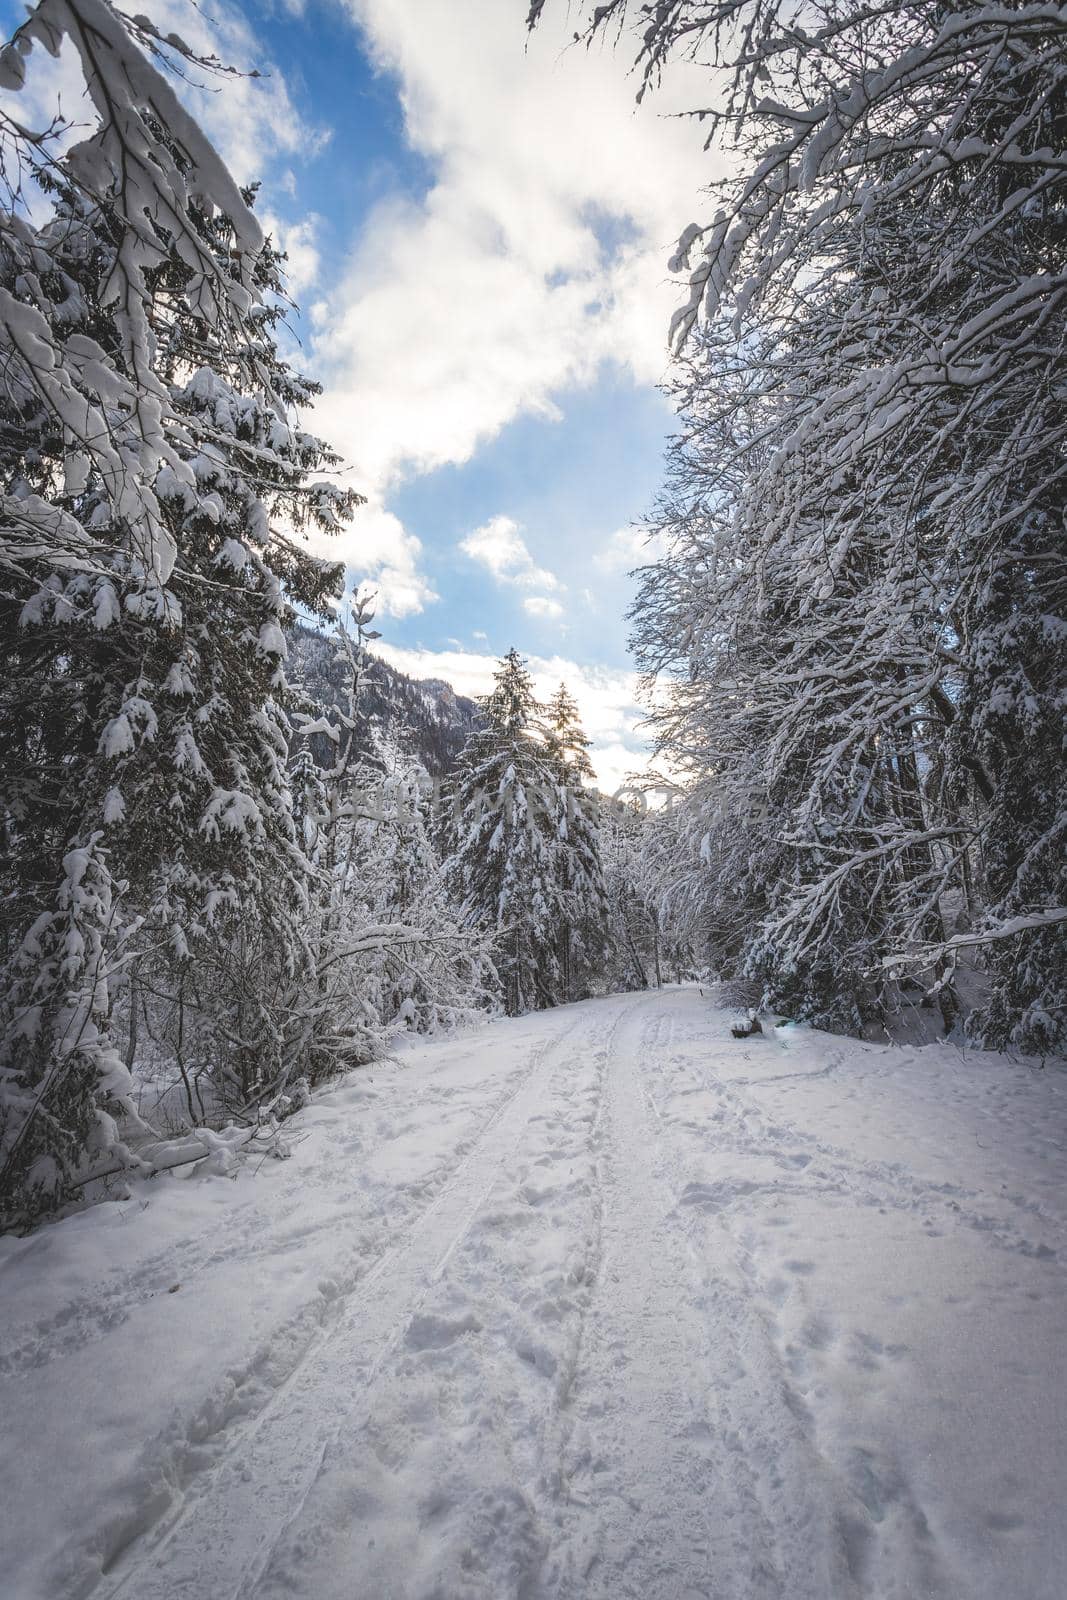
447;650;562;1015
543;684;609;1001
0;3;355;1222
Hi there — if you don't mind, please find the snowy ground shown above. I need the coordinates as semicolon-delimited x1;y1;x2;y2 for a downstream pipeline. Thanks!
2;987;1065;1600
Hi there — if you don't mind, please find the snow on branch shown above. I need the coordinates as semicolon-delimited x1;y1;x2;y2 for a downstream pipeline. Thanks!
881;909;1067;972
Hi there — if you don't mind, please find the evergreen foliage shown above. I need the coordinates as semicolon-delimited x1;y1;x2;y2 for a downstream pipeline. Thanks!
447;650;565;1016
543;684;610;1002
444;654;616;1016
0;1;365;1222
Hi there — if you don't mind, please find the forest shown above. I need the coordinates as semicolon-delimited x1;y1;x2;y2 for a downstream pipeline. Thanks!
1;0;1064;1238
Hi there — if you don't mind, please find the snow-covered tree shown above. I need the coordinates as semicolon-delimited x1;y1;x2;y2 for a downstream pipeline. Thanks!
535;0;1067;1049
601;800;657;991
600;797;696;993
348;751;495;1037
446;650;566;1016
0;0;357;1223
278;605;495;1075
542;683;609;1000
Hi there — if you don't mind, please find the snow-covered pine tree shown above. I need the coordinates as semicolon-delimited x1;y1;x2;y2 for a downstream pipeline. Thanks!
542;683;609;1000
543;683;594;784
446;649;563;1016
0;1;356;1223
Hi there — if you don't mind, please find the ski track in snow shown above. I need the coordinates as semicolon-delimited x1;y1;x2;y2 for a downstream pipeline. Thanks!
94;1005;599;1600
1;988;1065;1600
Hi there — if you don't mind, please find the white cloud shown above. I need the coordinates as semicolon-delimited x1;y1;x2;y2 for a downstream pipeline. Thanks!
373;642;651;793
459;515;560;591
349;501;438;619
262;212;323;299
303;498;437;619
594;525;666;575
523;596;564;621
309;0;718;502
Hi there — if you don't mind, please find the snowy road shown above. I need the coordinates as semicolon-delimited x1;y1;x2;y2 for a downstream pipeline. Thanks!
2;988;1066;1600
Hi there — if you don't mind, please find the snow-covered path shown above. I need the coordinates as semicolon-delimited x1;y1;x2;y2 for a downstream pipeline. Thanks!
2;988;1065;1600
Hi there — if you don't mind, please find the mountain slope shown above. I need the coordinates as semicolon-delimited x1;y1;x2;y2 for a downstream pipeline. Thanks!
288;622;480;775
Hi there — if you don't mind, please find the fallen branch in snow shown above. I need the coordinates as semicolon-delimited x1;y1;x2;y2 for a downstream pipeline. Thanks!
69;1123;274;1191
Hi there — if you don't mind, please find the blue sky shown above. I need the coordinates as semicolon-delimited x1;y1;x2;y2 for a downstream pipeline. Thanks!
4;0;720;785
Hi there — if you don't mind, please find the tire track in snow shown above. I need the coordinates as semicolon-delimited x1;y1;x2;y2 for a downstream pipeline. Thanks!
652;991;957;1597
83;1006;594;1600
251;995;640;1600
1;1058;543;1384
532;993;842;1600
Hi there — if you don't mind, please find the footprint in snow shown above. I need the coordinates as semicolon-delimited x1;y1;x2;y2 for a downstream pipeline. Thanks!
985;1510;1025;1533
405;1311;482;1351
801;1314;834;1351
